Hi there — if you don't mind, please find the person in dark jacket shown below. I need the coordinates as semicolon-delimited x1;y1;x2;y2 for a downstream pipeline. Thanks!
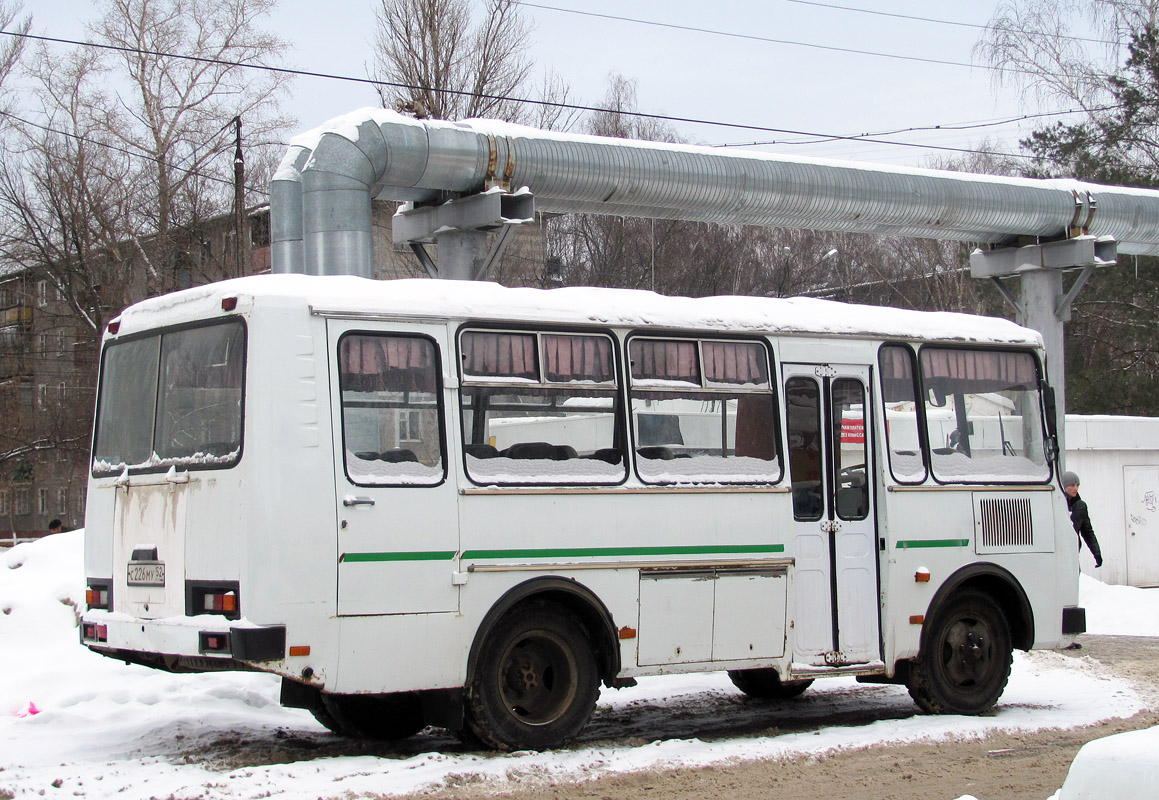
1062;471;1102;568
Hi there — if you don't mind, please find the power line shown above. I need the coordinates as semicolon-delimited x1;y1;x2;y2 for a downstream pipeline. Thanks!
783;0;1119;47
0;109;243;194
514;1;1037;76
712;104;1122;149
3;28;1051;161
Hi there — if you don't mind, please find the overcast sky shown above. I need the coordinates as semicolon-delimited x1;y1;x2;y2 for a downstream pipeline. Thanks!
23;1;1099;167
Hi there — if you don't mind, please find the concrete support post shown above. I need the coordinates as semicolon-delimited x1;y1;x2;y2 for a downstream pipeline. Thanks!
1019;268;1068;459
436;231;490;281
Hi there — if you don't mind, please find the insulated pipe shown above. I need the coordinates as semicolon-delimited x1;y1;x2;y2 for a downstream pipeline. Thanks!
271;108;1159;277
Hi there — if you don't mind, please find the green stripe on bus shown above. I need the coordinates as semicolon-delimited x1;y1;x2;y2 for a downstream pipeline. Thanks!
895;539;970;549
461;544;785;560
342;551;457;563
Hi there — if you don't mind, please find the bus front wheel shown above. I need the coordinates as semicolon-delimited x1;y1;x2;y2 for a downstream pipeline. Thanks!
465;604;599;750
907;589;1013;715
727;669;813;699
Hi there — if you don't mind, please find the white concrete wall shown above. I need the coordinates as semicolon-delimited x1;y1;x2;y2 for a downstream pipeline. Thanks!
1065;415;1159;587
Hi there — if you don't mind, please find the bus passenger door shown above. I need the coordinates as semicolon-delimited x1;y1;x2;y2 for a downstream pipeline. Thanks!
327;321;460;616
783;363;879;667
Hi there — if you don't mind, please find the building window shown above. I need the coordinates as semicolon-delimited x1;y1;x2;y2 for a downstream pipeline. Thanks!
57;487;68;515
38;488;48;515
0;490;8;516
58;333;68;357
36;280;47;307
38;384;47;408
397;409;422;443
14;488;30;516
58;381;66;399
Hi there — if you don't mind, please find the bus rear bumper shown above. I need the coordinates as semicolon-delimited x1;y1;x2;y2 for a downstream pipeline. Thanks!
80;610;285;670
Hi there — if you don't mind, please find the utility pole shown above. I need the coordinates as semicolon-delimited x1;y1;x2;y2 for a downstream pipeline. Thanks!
232;116;246;279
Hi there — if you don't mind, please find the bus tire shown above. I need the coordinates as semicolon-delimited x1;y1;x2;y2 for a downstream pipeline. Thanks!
727;669;813;700
318;692;426;740
907;589;1013;715
309;701;351;736
465;603;599;751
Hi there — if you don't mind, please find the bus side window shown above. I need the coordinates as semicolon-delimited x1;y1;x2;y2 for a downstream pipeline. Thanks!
879;344;926;484
459;330;625;486
629;337;781;485
338;333;444;486
919;347;1050;484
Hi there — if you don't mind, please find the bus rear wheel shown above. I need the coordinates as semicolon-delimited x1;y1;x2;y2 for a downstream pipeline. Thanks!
317;692;426;740
907;589;1013;716
465;604;599;751
727;669;813;699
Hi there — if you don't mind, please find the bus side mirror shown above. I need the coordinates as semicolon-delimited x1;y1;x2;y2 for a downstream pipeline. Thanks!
1043;386;1059;439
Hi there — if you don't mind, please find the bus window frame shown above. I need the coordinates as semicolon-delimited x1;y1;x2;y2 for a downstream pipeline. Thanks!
626;332;784;487
457;324;628;488
915;343;1052;486
90;316;248;478
878;342;929;485
336;330;449;489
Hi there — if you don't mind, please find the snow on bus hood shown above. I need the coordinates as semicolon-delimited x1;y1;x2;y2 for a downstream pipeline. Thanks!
111;274;1042;346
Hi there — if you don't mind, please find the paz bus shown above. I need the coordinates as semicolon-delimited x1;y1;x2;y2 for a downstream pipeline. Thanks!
80;275;1085;750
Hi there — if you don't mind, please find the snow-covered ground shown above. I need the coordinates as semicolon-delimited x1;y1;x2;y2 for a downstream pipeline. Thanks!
1;531;1156;800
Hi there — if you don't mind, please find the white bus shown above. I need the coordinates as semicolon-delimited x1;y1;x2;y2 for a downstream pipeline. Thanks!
80;275;1085;750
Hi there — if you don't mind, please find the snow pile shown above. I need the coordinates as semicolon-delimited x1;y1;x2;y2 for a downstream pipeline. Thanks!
0;532;1155;799
1079;573;1159;636
1055;726;1159;799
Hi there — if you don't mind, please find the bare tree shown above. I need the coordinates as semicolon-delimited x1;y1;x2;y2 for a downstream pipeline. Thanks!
372;0;577;127
0;1;29;114
92;0;292;289
374;0;530;120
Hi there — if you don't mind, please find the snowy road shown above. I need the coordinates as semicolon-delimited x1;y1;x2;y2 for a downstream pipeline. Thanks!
2;532;1155;800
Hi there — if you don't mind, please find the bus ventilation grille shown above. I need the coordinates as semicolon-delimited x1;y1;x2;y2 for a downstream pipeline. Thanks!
978;497;1034;548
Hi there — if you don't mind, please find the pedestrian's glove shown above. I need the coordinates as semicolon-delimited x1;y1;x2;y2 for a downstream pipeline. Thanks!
1094;555;1103;568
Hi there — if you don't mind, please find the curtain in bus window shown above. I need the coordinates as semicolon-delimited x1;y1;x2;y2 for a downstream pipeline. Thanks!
879;345;926;483
832;379;869;520
703;341;769;387
542;334;614;383
340;334;443;486
920;347;1049;483
339;335;436;392
630;339;700;384
920;348;1038;393
460;331;537;380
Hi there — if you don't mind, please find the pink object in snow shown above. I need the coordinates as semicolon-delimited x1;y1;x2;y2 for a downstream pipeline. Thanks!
14;702;40;717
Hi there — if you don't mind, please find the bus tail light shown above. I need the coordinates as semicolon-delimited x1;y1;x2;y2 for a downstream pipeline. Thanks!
221;296;238;311
86;580;112;610
200;632;231;653
187;582;241;619
82;623;108;643
204;591;237;613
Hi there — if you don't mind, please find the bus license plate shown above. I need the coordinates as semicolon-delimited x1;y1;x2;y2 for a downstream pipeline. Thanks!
127;562;165;586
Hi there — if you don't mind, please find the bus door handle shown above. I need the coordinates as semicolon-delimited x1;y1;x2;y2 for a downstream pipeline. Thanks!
343;496;375;507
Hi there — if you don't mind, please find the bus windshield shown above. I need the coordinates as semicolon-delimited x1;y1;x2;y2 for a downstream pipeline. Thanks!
92;320;246;475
